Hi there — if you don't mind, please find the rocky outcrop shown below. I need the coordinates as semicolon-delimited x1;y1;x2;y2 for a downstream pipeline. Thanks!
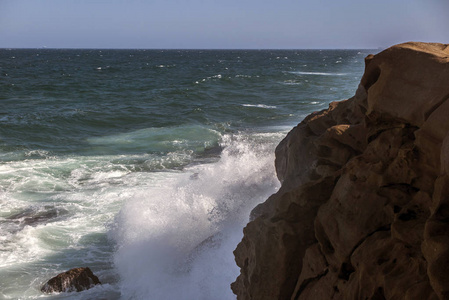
232;42;449;300
41;267;101;293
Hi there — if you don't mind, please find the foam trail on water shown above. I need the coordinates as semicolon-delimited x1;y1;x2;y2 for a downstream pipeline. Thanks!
111;133;282;299
291;71;348;76
241;104;277;109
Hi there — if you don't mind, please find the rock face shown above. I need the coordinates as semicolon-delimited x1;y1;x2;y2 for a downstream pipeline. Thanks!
232;42;449;300
41;267;101;293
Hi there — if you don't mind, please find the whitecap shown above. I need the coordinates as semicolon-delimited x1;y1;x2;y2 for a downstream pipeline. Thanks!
241;104;277;109
291;71;348;76
195;74;223;83
282;80;301;85
24;149;52;158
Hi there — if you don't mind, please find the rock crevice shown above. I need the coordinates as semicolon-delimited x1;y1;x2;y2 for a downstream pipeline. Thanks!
232;42;449;300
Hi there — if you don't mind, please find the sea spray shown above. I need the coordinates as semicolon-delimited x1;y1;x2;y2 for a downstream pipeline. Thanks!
111;132;282;299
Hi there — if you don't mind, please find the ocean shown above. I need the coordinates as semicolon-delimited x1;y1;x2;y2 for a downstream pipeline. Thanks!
0;48;372;299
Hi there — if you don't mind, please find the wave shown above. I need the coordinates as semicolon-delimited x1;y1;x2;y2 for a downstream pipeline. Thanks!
155;64;176;68
111;132;282;299
195;74;223;84
0;149;194;298
86;125;221;156
290;71;348;76
241;104;277;109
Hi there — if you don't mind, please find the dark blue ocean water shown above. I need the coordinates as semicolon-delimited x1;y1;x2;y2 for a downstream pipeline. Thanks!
0;49;372;299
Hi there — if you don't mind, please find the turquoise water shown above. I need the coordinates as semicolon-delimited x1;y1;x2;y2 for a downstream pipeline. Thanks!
0;49;372;299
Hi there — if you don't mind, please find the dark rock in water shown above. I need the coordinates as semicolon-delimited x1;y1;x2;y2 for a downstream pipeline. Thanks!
41;267;101;293
1;205;69;235
6;205;68;227
202;144;224;157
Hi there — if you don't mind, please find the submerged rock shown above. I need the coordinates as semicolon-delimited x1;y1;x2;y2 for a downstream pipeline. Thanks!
7;205;68;227
232;42;449;299
41;267;101;293
1;205;69;235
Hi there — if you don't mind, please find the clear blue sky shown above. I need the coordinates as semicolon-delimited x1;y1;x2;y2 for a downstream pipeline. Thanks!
1;0;448;49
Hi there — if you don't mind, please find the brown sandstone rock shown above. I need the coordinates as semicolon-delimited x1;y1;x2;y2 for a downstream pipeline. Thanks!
232;42;449;300
41;267;101;293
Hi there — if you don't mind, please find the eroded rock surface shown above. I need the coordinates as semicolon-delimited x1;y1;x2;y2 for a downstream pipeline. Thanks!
232;42;449;300
41;267;101;293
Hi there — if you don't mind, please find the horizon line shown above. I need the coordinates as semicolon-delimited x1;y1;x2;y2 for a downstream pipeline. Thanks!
0;47;382;51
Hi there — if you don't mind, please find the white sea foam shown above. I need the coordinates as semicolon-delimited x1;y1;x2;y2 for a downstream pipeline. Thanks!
282;80;302;85
195;74;224;84
111;133;282;299
241;104;277;109
235;74;252;78
291;71;348;76
0;130;283;299
0;152;157;298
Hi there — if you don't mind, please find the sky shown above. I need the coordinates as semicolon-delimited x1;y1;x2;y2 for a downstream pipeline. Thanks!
0;0;448;49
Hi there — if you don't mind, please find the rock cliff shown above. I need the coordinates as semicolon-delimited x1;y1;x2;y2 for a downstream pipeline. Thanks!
232;42;449;300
